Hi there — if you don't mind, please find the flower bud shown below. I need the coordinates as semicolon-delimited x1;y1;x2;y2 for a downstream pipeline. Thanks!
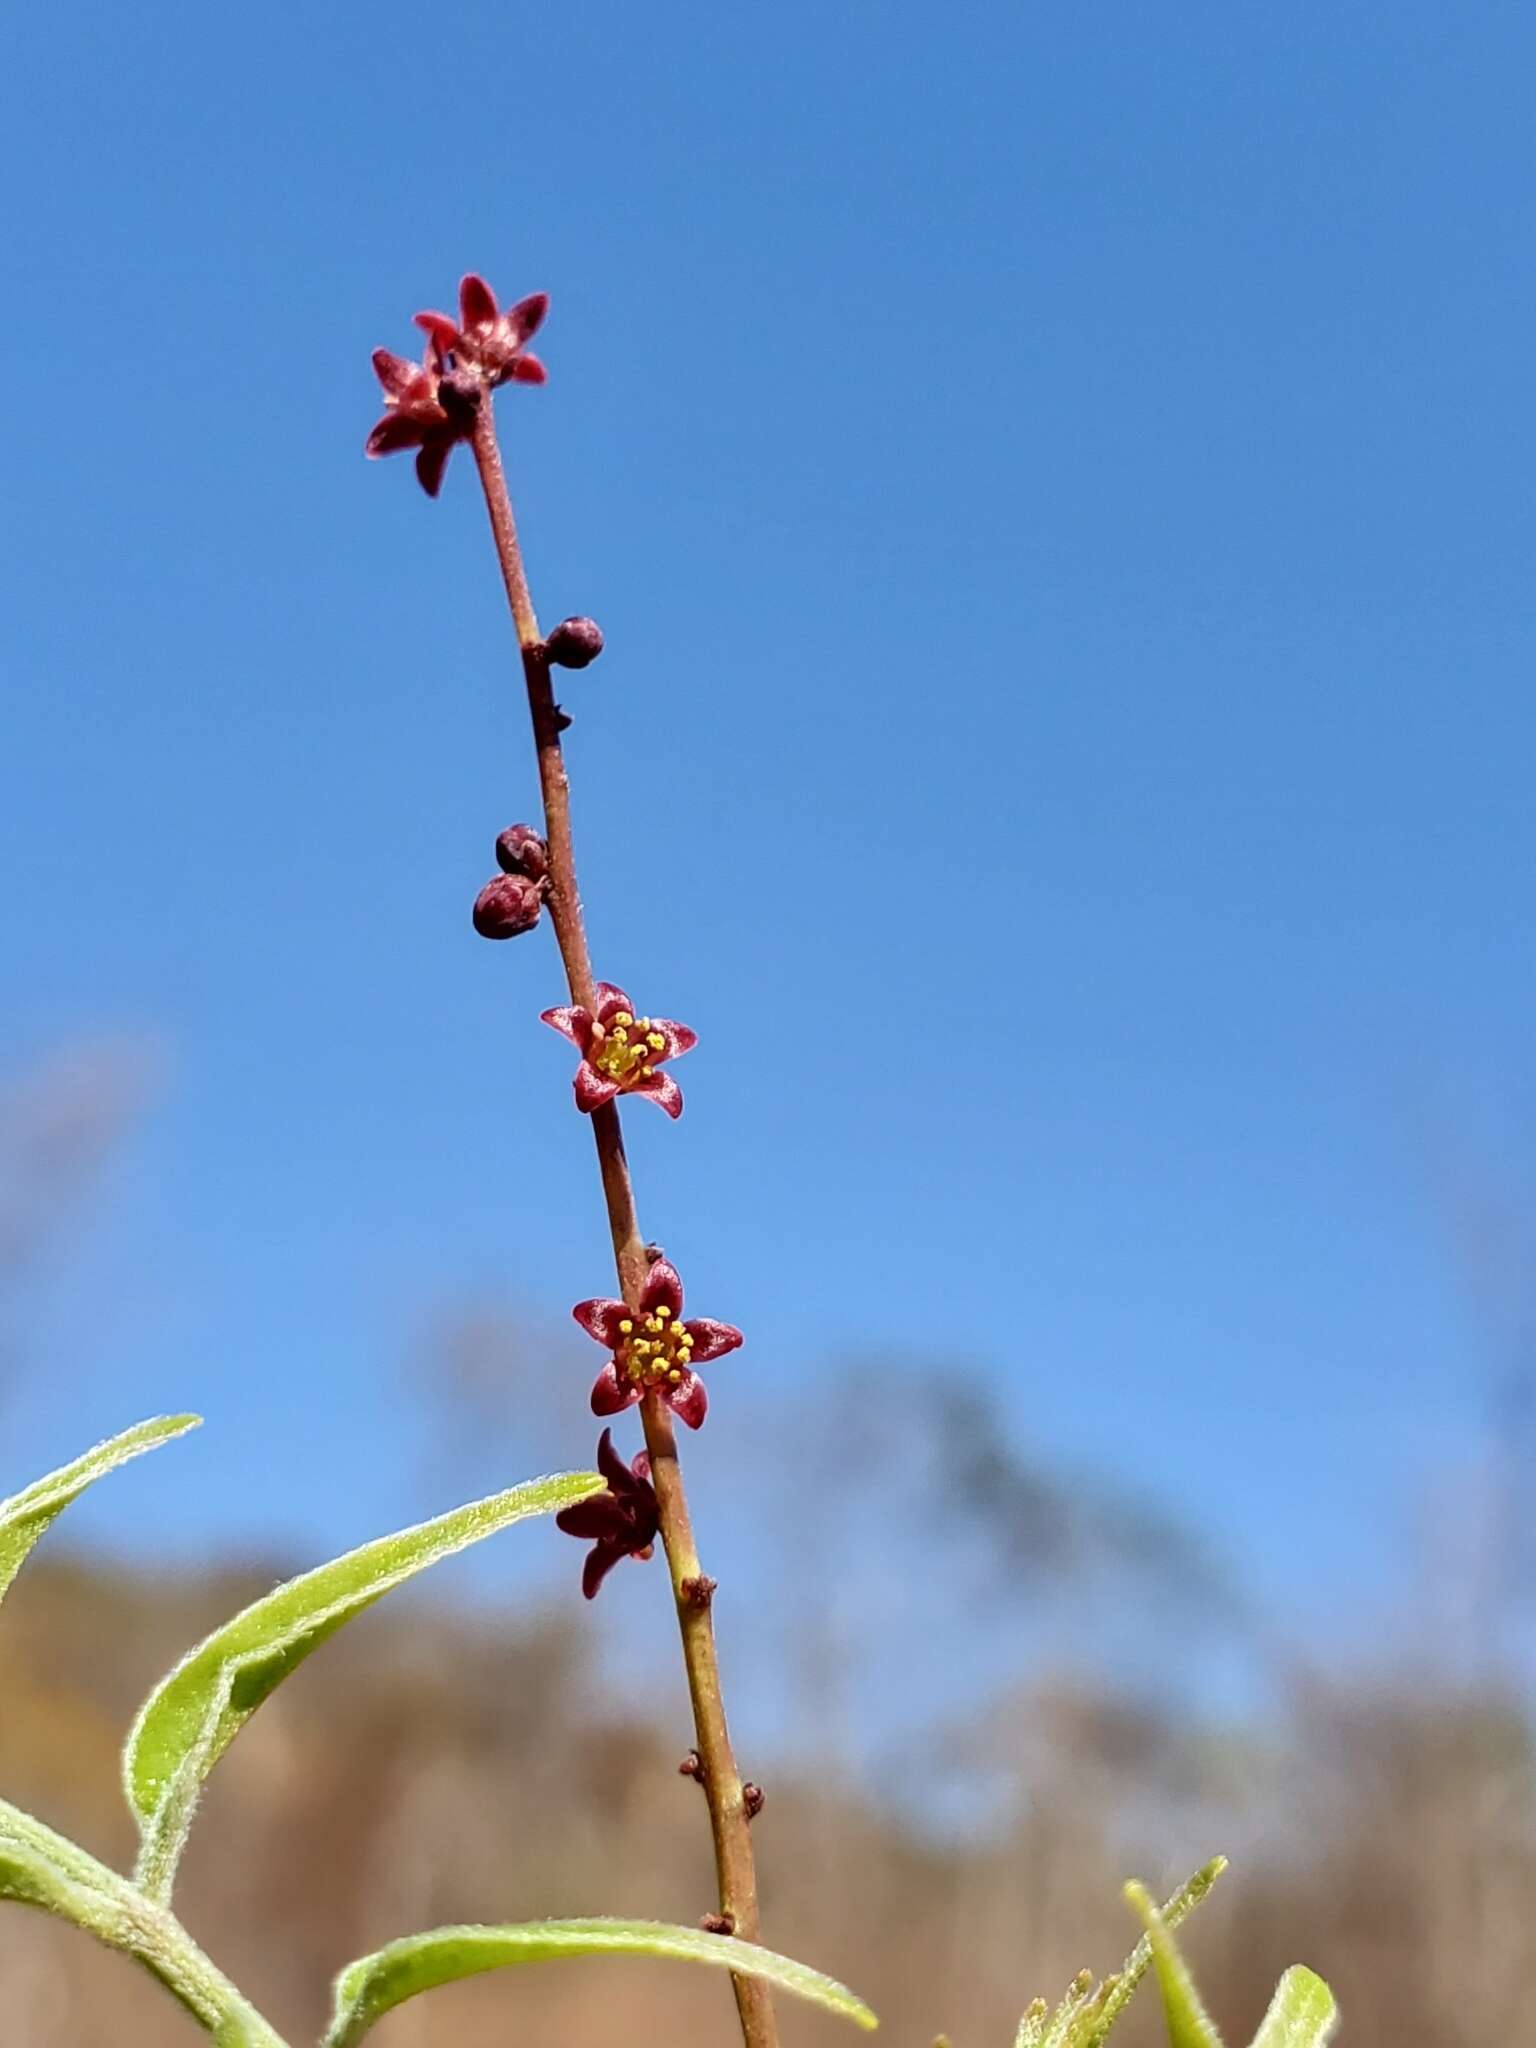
472;873;542;940
495;824;548;879
544;615;604;668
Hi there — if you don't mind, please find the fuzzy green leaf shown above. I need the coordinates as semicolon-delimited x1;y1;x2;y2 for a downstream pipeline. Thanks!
322;1916;879;2048
0;1416;199;1609
1075;1859;1226;2047
0;1796;287;2045
1013;1859;1225;2048
123;1469;602;1901
1124;1881;1224;2048
1250;1968;1337;2048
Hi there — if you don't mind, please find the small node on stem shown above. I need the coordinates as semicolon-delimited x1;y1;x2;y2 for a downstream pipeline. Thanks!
551;704;573;733
679;1749;705;1782
644;1241;667;1265
681;1573;717;1609
742;1782;765;1821
472;873;543;940
699;1912;736;1937
544;615;605;668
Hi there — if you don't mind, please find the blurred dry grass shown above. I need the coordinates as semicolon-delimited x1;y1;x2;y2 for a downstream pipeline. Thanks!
0;1552;1532;2046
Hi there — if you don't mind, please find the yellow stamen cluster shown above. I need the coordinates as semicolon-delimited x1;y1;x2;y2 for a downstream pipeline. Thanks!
589;1009;668;1088
614;1302;696;1389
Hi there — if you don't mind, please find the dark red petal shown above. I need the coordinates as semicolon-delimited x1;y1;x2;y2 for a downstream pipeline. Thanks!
683;1317;743;1364
539;1004;592;1047
557;1495;630;1540
594;1426;627;1488
640;1259;684;1319
459;273;498;331
574;1063;619;1114
414;310;461;358
581;1541;626;1599
372;348;419;397
573;1297;629;1347
631;1069;684;1119
505;291;549;345
366;412;430;456
592;983;633;1019
651;1020;698;1061
591;1362;640;1416
415;440;452;498
507;353;547;385
631;1451;652;1485
667;1374;708;1430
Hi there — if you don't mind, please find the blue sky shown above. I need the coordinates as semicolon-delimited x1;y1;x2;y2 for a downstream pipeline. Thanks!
3;2;1535;1725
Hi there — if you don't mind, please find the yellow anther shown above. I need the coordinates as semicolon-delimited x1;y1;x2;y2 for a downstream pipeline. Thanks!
669;1369;682;1383
655;1305;671;1320
648;1032;665;1051
618;1318;633;1334
613;1011;633;1027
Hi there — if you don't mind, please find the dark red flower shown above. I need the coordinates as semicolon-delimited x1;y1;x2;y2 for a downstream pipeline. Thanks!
572;1258;743;1431
414;274;549;391
540;981;697;1119
366;275;548;498
555;1428;659;1598
364;339;467;498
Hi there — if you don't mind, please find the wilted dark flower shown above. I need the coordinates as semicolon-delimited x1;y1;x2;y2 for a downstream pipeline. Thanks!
545;617;605;669
473;873;542;939
495;824;548;879
414;274;549;390
540;981;697;1118
573;1257;742;1431
555;1428;660;1598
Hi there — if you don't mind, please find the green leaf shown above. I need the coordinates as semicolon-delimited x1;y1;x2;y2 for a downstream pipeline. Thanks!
1124;1880;1225;2048
1250;1967;1338;2048
0;1416;199;1609
322;1916;879;2048
123;1469;602;1901
1076;1860;1226;2047
0;1796;287;2045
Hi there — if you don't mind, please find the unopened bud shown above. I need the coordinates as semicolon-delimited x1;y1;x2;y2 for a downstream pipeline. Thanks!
495;824;548;879
544;616;604;668
472;873;542;940
743;1782;765;1820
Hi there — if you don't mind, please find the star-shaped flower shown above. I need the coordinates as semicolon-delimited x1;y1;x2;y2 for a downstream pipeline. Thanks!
364;339;467;498
414;273;549;390
365;275;548;498
555;1428;659;1599
540;982;698;1119
573;1258;743;1431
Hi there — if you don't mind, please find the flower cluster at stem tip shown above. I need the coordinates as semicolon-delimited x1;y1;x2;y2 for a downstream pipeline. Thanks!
365;272;548;497
367;273;742;1600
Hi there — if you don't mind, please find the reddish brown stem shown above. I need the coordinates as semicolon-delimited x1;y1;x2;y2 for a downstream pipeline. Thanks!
468;399;778;2048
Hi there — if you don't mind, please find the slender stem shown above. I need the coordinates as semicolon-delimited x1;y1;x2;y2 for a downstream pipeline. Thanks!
469;398;778;2048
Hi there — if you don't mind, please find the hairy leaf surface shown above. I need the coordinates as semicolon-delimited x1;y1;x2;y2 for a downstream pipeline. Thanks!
1250;1967;1338;2048
0;1416;199;1609
1124;1881;1225;2048
323;1916;879;2047
0;1797;286;2045
124;1470;601;1899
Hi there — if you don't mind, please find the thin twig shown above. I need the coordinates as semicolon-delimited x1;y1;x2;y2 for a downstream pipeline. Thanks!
468;397;778;2048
